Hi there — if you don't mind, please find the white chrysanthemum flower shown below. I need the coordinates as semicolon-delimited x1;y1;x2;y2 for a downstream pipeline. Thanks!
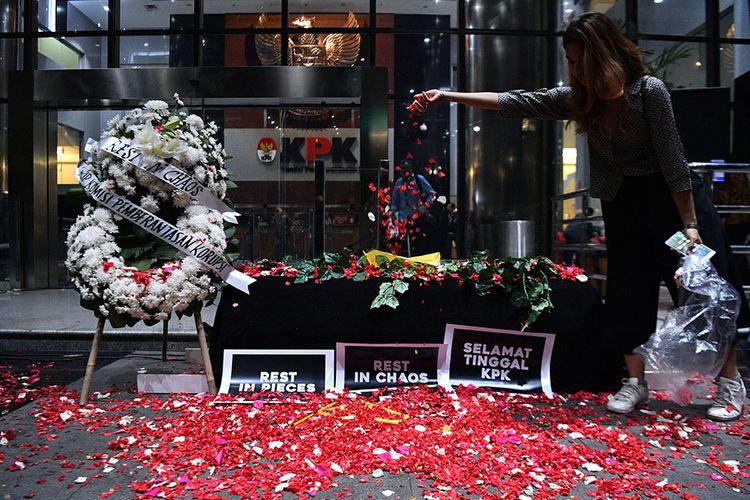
91;207;112;224
140;195;160;213
172;190;192;207
77;226;107;246
178;258;197;274
144;100;169;112
186;115;204;130
192;166;207;183
179;147;204;167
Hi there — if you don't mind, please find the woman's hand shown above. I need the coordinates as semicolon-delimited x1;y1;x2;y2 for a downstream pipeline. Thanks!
684;227;702;252
408;90;445;116
674;228;703;288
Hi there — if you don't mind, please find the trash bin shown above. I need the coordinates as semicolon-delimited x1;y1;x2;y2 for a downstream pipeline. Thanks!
498;220;534;258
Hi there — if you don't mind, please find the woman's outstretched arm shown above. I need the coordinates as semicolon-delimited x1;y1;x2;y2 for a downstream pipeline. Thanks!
410;90;500;114
410;87;572;120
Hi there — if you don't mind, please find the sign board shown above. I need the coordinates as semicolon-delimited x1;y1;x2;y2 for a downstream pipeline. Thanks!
336;343;448;392
219;349;334;395
443;324;555;397
225;128;360;181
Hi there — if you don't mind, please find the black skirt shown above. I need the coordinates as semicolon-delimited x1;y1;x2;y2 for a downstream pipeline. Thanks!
603;175;683;354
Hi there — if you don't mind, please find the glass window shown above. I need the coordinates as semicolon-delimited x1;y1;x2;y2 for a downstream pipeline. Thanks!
720;0;750;96
556;35;568;87
38;0;109;32
0;103;7;289
638;0;705;36
720;0;750;40
639;40;706;88
377;0;458;29
466;0;546;30
0;38;22;95
120;0;193;30
289;0;369;24
37;35;106;69
57;109;115;286
719;2;750;95
558;0;626;31
120;34;192;68
287;31;368;67
377;33;454;97
720;44;737;95
1;1;22;32
380;33;456;215
206;0;281;27
284;8;368;68
37;0;101;31
204;2;280;67
555;37;587;197
213;32;368;67
220;105;367;259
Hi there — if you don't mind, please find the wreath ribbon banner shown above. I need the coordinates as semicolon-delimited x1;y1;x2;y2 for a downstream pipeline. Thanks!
87;137;241;224
76;166;255;294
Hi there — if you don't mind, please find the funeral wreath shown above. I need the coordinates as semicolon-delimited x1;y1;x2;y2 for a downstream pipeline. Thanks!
66;95;251;328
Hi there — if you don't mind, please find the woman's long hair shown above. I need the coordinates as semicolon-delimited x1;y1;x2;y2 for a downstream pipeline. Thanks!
563;12;647;133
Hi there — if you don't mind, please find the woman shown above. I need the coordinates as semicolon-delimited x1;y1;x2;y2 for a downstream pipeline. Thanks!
410;12;747;420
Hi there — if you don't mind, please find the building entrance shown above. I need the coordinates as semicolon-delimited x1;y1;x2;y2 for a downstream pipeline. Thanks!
8;66;387;289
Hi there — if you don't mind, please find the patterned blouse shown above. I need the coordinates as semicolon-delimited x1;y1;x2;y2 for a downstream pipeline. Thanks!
496;75;693;201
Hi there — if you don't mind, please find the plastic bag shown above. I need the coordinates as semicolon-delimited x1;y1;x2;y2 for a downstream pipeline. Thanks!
634;253;740;405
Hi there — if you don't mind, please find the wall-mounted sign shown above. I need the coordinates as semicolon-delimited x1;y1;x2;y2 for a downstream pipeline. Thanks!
336;343;448;392
257;137;277;163
281;136;357;165
219;349;334;395
226;128;361;181
443;324;555;397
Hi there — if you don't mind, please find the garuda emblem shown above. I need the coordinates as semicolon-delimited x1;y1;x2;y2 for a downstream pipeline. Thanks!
255;12;361;67
257;137;277;163
255;12;361;121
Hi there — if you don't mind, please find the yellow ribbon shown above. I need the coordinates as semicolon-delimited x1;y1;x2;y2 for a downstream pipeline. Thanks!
292;401;337;427
365;401;410;424
364;250;441;267
293;399;411;427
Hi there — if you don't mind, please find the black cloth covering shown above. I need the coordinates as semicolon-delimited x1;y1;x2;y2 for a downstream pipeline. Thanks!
210;277;621;393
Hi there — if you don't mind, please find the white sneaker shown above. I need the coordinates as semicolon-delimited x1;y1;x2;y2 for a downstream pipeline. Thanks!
706;376;746;422
606;377;649;414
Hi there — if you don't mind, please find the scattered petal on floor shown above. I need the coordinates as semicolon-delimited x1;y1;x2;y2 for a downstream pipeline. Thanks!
1;364;749;499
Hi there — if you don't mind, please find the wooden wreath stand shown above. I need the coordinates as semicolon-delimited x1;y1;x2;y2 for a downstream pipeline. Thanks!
79;311;217;405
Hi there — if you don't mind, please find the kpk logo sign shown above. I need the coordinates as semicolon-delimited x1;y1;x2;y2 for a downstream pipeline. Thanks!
227;128;361;180
280;136;358;166
257;137;277;163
